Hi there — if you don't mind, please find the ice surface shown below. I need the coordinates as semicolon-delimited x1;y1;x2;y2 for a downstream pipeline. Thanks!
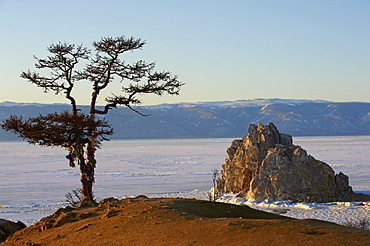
0;136;370;226
218;195;370;225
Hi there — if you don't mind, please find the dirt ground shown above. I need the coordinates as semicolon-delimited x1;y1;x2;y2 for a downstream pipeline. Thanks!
3;197;370;246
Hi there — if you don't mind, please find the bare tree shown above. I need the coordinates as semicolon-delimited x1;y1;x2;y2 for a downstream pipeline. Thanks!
1;36;184;206
208;168;220;202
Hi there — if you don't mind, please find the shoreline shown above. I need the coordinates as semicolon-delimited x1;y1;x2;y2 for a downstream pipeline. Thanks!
2;190;370;227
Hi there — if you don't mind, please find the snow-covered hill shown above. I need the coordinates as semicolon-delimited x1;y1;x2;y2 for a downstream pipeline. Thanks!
1;98;370;139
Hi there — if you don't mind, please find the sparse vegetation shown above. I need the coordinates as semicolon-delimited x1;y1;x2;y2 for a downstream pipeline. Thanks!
65;188;84;208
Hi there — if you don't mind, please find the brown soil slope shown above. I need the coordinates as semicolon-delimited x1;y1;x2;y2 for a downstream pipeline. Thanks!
3;197;370;246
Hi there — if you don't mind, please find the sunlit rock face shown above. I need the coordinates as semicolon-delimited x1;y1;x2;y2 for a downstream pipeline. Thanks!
218;122;354;202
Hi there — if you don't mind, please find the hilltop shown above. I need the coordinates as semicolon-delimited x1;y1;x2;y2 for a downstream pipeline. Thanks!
3;197;370;245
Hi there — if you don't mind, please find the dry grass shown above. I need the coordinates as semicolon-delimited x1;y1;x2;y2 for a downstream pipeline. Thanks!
3;197;370;246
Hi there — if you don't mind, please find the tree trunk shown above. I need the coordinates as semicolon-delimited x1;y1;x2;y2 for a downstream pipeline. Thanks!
79;112;98;206
77;144;96;206
81;90;99;206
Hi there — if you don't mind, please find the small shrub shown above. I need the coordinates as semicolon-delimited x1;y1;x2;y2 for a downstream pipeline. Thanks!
65;189;83;208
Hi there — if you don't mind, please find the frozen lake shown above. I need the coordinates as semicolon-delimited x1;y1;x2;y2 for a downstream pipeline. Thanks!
1;136;370;226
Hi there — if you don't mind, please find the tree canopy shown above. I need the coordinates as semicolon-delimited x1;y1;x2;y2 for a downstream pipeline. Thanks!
1;35;184;203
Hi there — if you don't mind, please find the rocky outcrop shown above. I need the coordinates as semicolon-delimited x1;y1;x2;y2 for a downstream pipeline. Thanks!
218;122;355;202
0;219;26;243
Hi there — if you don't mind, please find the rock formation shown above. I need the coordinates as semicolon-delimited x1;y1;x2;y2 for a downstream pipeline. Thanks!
218;122;354;202
0;219;26;243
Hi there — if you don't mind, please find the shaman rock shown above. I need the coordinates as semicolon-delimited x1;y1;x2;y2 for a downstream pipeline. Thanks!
218;122;354;202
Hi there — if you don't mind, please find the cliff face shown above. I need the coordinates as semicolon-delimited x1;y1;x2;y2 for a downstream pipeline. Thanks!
218;122;354;202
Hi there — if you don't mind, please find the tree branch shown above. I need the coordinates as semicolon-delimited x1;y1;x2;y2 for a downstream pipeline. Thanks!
21;42;90;114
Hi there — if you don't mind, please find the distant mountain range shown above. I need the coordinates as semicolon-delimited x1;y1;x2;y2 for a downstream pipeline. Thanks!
1;98;370;140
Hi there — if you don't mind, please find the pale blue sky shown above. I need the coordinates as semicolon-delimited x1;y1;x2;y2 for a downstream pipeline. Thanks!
0;0;369;105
